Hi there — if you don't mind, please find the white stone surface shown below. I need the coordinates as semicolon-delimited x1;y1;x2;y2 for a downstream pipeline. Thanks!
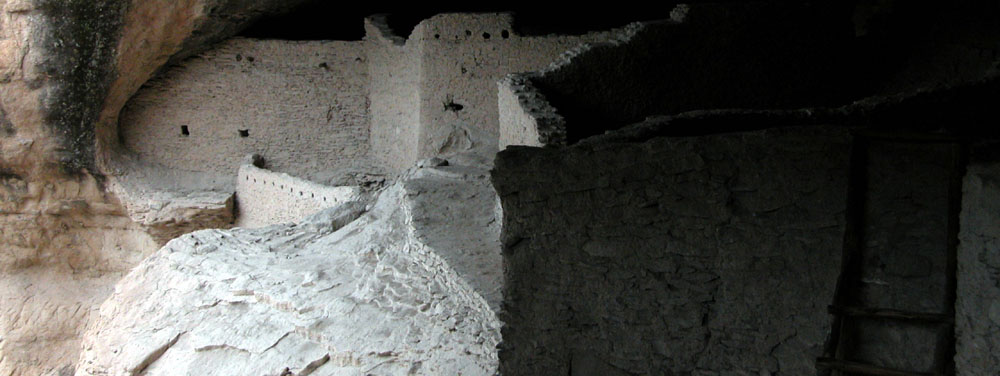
76;156;502;375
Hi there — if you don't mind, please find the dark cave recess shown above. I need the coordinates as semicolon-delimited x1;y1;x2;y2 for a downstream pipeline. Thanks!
237;1;707;40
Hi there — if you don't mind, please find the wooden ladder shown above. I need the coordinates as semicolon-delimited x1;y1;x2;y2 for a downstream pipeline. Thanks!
818;130;966;376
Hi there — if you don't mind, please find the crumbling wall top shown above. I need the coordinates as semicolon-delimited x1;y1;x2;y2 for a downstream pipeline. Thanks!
364;14;407;46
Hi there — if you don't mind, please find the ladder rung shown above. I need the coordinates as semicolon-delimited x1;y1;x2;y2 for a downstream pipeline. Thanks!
816;357;941;376
828;305;953;324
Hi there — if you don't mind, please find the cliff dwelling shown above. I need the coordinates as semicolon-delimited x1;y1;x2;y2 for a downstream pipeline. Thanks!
1;1;999;375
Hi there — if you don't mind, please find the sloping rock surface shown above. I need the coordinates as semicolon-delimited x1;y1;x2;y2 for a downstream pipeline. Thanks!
76;162;502;375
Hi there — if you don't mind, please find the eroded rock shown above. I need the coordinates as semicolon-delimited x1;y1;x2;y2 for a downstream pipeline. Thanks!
77;159;503;375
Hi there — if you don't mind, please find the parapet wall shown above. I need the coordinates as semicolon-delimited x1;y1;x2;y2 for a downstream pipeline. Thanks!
493;125;850;374
119;38;372;184
236;164;363;228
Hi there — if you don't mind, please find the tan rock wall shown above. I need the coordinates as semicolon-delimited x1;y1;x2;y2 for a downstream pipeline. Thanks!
0;1;156;373
0;1;308;374
0;172;158;375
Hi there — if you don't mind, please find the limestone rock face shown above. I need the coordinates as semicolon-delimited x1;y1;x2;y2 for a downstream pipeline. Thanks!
77;161;503;375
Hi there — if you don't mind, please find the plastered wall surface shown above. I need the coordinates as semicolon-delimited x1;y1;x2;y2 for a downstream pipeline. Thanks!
119;38;372;184
493;125;850;375
414;13;621;158
365;17;422;172
235;164;363;228
956;158;1000;374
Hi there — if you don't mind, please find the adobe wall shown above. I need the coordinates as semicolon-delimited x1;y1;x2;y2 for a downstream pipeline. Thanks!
235;164;363;228
413;13;623;158
492;125;850;375
119;38;372;185
365;17;422;172
956;155;1000;374
118;14;640;176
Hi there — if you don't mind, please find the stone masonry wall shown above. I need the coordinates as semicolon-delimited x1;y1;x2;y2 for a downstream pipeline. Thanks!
365;17;422;172
956;156;1000;374
235;164;363;228
363;13;629;170
497;75;560;148
414;13;622;158
492;125;850;375
119;38;371;183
